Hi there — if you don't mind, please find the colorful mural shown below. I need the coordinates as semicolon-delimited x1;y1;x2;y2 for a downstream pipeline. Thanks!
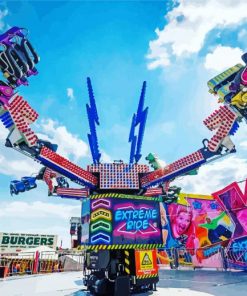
159;182;247;270
213;180;247;270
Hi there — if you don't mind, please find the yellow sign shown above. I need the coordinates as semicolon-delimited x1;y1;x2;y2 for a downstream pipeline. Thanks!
141;252;153;269
135;250;158;276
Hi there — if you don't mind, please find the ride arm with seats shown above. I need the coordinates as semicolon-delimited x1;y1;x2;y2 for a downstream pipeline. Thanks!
140;57;247;192
1;26;247;199
0;92;97;186
0;28;98;192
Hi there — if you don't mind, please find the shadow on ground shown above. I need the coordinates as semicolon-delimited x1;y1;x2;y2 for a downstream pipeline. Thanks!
67;270;247;296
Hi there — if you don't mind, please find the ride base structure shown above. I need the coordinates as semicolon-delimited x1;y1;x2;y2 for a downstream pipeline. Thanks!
1;27;247;295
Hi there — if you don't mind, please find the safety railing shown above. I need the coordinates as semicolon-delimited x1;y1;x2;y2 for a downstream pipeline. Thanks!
0;252;35;276
157;248;195;269
2;247;247;278
158;246;247;270
0;250;84;277
225;247;247;270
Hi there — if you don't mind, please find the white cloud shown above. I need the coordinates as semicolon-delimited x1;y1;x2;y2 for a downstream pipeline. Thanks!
0;201;81;248
38;119;89;162
147;47;170;70
147;0;247;70
66;88;75;101
159;121;175;135
238;28;247;40
0;121;86;248
0;127;41;178
0;125;7;140
146;121;176;143
0;9;8;31
204;46;244;72
0;118;89;178
175;155;247;195
21;225;72;249
0;154;41;178
0;201;80;219
240;140;247;150
101;151;112;163
175;120;247;195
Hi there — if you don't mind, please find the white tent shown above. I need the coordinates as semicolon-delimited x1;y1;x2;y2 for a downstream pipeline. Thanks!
18;246;58;260
59;254;83;271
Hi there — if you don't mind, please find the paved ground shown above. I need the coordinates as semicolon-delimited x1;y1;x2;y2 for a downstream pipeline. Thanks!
1;270;247;296
158;269;247;296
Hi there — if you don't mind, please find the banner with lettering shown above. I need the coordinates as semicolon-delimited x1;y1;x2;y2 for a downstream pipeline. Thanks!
0;232;58;252
89;196;162;246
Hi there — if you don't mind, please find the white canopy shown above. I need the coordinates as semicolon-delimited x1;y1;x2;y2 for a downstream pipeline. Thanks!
18;246;58;260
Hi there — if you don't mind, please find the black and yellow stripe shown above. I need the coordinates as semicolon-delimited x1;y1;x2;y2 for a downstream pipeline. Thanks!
136;274;158;279
124;250;130;275
85;243;163;250
90;193;162;202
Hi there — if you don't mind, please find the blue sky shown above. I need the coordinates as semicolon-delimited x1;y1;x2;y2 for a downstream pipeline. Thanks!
1;0;247;247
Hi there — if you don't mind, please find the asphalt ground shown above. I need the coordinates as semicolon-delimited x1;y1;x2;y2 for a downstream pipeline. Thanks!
1;269;247;296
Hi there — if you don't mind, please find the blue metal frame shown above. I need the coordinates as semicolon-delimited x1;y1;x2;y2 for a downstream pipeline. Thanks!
129;81;148;164
86;77;101;164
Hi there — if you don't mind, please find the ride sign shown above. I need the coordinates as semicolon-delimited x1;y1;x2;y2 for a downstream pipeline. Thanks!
115;208;158;231
88;195;162;246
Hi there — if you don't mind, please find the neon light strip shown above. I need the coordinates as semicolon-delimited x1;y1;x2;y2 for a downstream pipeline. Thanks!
91;232;111;244
91;208;112;221
91;220;112;233
91;198;111;210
